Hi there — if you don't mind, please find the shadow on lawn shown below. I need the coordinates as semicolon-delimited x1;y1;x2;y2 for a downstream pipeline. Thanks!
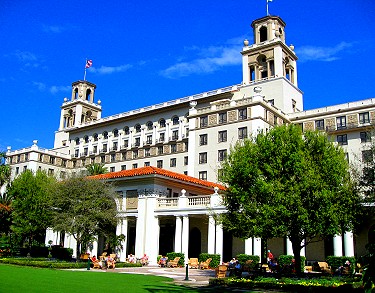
143;284;249;293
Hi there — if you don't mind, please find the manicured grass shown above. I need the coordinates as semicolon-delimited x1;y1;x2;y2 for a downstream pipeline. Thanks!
0;264;189;293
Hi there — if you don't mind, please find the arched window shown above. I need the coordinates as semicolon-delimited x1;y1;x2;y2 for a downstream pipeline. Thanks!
75;137;80;145
123;126;130;135
257;54;268;79
159;118;166;128
93;133;98;141
86;89;91;101
260;26;268;42
103;131;108;139
84;135;89;143
74;88;78;100
172;116;179;125
113;129;119;137
146;121;153;130
135;124;141;133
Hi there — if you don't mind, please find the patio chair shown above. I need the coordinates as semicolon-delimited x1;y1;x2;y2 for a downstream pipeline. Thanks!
199;258;212;269
188;258;199;269
167;257;181;268
318;261;332;274
215;264;228;278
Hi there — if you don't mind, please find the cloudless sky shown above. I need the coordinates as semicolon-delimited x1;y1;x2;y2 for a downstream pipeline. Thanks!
1;0;374;151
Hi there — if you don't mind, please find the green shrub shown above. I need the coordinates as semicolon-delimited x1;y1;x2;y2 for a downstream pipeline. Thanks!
166;252;184;267
115;262;142;268
278;255;306;272
0;258;86;269
236;254;260;269
326;256;356;272
198;253;220;268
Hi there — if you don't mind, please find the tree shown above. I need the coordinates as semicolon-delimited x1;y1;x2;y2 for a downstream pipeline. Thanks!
0;152;13;235
49;175;118;259
219;124;361;274
86;163;108;176
7;170;56;249
0;152;10;189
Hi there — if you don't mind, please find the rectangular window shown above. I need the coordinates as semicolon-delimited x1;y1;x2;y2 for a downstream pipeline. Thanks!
122;153;126;161
133;150;138;159
199;152;207;164
134;137;140;147
171;144;177;153
93;145;98;153
200;116;208;127
218;149;227;162
111;154;116;162
157;160;163;168
50;156;55;164
170;158;176;167
360;131;371;143
112;142;118;150
123;140;129;148
15;167;19;175
218;112;227;124
337;134;348;145
101;156;105;163
102;144;108;152
48;169;54;176
110;167;115;172
199;171;207;181
172;130;179;140
75;149;79;157
158;146;163;155
336;116;347;130
146;135;152;144
238;127;248;139
121;165;126;170
218;130;227;142
315;119;324;130
238;108;247;120
159;133;165;142
132;163;138;169
359;112;370;124
145;148;151;157
199;134;208;146
184;156;188;165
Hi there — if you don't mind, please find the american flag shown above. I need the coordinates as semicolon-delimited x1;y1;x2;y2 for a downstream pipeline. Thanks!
85;59;93;68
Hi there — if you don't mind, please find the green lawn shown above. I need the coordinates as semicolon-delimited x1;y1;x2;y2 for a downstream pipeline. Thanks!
0;264;244;293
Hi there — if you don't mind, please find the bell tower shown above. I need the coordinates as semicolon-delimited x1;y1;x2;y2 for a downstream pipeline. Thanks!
241;15;298;86
54;80;102;150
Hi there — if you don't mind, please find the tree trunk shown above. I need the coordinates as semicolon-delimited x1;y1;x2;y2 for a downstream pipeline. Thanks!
76;240;81;261
290;237;303;275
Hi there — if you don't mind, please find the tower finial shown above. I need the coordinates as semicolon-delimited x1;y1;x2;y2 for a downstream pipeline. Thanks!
266;0;273;16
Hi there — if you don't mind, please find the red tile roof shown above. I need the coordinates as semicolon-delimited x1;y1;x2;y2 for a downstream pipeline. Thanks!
89;166;226;191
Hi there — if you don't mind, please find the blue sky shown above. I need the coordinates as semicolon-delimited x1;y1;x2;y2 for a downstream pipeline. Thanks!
1;0;374;151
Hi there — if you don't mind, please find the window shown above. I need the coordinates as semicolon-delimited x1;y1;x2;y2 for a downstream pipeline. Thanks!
60;171;66;179
48;169;54;176
132;163;138;169
75;138;80;145
336;116;347;130
199;152;207;164
360;131;371;143
101;156;105;163
337;134;348;145
158;146;163;155
49;156;55;164
218;112;227;124
74;149;79;157
172;130;178;140
23;166;27;172
218;130;227;142
135;124;141;133
238;108;247;120
133;150;138;159
217;169;224;181
124;126;130;135
112;142;118;150
159;132;165;142
93;145;98;154
84;135;89;143
200;116;208;127
359;112;370;124
199;171;207;181
146;135;152;144
199;134;208;145
15;167;19;175
218;149;227;161
171;144;177;153
134;137;140;147
102;143;107;152
123;140;129;148
157;160;163;168
83;148;88;156
268;99;274;106
184;156;188;165
121;153;126;161
315;119;324;130
145;148;151;157
93;133;98;141
159;119;166;128
113;129;119;137
62;159;67;167
170;158;176;167
103;131;108;139
146;121;153;130
144;162;150;167
121;165;126;170
238;127;248;139
362;150;373;163
172;116;179;125
111;154;116;162
110;167;115;172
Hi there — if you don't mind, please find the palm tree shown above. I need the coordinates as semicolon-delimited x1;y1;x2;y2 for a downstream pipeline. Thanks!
86;163;108;176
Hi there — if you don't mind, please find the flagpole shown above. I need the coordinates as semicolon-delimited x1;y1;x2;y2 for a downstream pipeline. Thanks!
84;59;87;81
266;0;269;16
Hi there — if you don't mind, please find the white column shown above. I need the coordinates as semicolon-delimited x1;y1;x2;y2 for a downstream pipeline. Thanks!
116;218;128;262
344;231;355;257
174;216;182;253
286;237;293;255
245;238;253;255
181;215;189;264
92;240;98;258
149;216;160;265
207;215;216;254
215;223;223;264
333;235;343;257
253;237;262;262
144;194;157;259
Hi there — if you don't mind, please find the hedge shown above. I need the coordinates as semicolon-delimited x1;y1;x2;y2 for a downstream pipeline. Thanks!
236;254;260;270
278;255;306;272
199;253;220;268
166;252;185;267
326;256;356;272
0;258;86;269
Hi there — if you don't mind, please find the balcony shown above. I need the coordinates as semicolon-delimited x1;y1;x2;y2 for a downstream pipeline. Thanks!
121;144;128;150
326;122;374;133
99;148;107;154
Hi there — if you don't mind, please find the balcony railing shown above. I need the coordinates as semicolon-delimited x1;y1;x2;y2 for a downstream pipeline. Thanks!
188;196;210;206
158;198;178;208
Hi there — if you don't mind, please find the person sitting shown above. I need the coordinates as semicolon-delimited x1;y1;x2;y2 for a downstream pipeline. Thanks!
269;258;279;272
106;255;116;269
90;255;102;269
128;253;136;263
158;256;167;267
234;260;242;277
141;253;149;266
